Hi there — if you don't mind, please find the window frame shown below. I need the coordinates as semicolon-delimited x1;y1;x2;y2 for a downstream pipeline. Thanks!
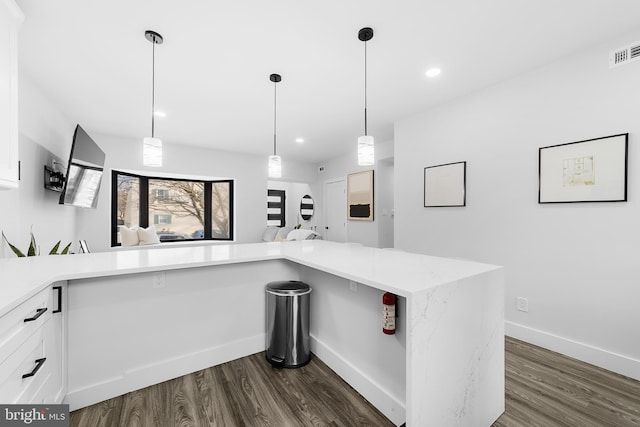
111;170;234;246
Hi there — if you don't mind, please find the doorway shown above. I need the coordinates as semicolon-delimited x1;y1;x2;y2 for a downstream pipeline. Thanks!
324;179;347;242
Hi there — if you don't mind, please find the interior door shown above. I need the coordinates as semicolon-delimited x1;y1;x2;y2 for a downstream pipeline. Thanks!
324;179;347;242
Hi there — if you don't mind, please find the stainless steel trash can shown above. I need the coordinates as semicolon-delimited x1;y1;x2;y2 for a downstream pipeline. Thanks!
265;280;311;368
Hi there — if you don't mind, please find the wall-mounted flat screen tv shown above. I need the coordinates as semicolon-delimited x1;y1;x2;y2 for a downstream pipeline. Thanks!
58;125;106;209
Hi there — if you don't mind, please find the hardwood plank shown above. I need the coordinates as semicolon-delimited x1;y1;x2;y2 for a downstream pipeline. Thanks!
505;365;603;426
120;389;148;427
170;375;200;427
69;396;123;427
192;367;239;426
250;355;332;426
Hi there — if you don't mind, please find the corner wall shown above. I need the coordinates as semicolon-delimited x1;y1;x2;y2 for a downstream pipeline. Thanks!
394;28;640;379
0;74;76;258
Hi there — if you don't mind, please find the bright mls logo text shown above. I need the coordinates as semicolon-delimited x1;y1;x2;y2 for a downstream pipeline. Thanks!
4;407;67;424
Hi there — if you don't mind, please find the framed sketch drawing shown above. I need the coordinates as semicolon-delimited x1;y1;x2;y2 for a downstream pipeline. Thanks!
347;170;374;221
424;161;466;207
538;133;628;203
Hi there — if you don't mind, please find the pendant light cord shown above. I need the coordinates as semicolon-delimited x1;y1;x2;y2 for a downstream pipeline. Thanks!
151;39;156;138
364;39;368;136
273;80;277;156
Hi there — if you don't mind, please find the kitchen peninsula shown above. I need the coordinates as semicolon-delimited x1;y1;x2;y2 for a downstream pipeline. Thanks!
0;240;504;426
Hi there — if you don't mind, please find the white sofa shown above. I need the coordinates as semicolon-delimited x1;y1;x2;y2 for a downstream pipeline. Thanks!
262;226;321;242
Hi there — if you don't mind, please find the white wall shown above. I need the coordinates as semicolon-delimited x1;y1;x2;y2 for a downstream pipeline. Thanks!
394;29;640;379
76;134;318;252
0;74;76;258
377;158;395;248
312;140;394;247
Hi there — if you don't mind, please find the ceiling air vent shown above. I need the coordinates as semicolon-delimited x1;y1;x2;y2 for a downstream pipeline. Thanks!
609;40;640;68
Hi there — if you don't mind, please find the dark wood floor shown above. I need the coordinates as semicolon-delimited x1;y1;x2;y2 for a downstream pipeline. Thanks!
70;352;394;427
71;337;640;427
493;338;640;427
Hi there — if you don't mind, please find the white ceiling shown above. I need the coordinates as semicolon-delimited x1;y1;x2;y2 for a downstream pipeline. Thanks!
17;0;640;164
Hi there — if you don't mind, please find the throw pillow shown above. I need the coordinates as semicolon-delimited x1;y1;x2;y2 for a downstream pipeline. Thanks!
138;225;161;245
262;226;280;242
120;226;140;246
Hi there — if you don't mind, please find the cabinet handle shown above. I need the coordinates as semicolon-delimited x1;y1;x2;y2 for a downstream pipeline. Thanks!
24;307;47;322
22;358;46;379
53;286;62;313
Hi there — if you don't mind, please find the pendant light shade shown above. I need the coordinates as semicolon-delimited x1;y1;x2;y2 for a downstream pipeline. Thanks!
357;27;375;166
268;155;281;178
143;137;162;167
143;30;163;167
268;73;282;178
357;135;374;166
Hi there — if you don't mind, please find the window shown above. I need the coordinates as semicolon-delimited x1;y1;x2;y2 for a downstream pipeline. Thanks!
152;188;170;201
114;174;140;230
153;214;172;225
112;171;234;246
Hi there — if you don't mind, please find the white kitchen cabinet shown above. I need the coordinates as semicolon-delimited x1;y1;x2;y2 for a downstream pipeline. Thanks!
0;0;23;189
0;282;67;404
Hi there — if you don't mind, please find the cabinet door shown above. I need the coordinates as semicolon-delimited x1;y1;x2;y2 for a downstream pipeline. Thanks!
0;0;23;189
47;282;67;403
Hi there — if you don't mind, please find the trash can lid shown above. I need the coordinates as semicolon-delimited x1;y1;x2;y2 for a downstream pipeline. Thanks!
266;280;312;296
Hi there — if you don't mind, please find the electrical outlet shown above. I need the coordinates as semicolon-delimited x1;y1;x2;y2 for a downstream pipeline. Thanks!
516;297;528;312
349;280;358;292
153;272;165;289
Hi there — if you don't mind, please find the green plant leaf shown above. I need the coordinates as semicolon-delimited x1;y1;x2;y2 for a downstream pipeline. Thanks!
28;232;37;257
60;242;72;255
49;240;61;255
2;231;25;257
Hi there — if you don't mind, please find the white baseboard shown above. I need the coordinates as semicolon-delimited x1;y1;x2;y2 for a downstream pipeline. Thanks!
310;334;406;427
65;334;266;411
506;321;640;381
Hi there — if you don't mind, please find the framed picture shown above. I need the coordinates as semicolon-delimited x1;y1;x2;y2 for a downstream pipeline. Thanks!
538;134;628;203
347;170;374;221
424;161;466;207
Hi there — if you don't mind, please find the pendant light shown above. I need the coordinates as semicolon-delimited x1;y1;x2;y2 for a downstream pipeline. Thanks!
357;27;374;166
143;30;163;167
268;73;282;178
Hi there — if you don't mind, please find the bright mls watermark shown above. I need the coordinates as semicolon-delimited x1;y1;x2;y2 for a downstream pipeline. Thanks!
1;405;69;426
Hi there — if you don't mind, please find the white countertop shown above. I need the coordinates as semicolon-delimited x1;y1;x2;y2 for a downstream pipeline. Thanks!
0;240;500;317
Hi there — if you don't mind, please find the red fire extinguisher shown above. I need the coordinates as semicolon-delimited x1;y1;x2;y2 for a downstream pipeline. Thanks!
383;292;396;335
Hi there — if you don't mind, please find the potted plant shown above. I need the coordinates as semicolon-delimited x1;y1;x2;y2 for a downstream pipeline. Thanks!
2;229;72;257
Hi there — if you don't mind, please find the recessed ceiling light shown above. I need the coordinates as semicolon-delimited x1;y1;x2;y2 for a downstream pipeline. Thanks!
153;111;166;118
295;138;304;143
425;68;441;78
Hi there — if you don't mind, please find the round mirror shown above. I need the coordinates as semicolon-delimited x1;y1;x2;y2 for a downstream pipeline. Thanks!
300;195;314;220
